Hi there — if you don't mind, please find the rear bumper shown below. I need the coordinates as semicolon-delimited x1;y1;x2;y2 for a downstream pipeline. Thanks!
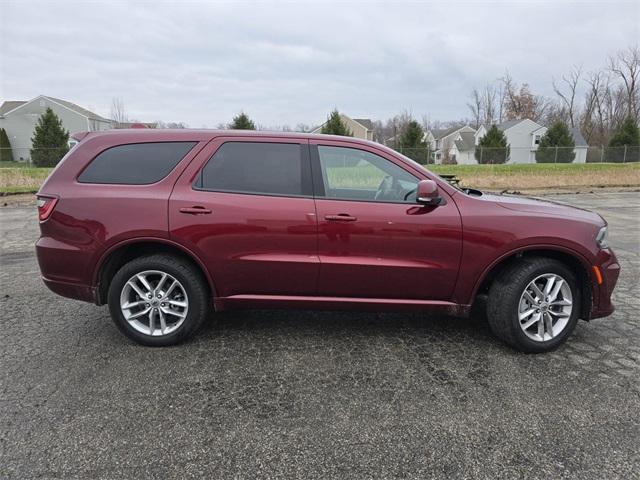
36;236;98;304
41;276;97;304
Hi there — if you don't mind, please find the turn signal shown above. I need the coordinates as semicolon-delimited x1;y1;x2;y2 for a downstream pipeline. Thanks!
592;266;603;285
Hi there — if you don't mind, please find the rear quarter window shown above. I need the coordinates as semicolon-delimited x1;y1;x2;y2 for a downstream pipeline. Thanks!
78;142;197;184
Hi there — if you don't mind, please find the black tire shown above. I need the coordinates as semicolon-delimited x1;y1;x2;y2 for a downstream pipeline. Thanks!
486;257;581;353
107;254;209;346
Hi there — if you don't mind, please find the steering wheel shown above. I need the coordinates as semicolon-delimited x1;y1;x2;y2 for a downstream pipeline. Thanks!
403;187;417;201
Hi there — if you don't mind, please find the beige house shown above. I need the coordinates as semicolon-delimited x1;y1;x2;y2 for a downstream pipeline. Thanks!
311;114;374;141
0;95;112;161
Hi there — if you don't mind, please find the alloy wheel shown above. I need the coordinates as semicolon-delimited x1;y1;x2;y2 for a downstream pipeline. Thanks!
120;270;189;336
518;273;573;342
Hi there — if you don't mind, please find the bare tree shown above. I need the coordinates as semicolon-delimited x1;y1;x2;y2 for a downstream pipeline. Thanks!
609;46;640;119
468;84;500;128
581;70;607;144
110;97;128;127
553;65;582;127
483;85;498;125
468;88;482;128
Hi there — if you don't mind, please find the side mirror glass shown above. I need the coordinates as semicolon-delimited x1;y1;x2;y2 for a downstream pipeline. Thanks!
416;179;442;206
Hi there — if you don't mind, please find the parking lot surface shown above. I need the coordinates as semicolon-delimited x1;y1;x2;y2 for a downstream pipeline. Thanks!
1;192;639;479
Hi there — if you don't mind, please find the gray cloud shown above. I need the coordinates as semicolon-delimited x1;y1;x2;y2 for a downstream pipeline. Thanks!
1;0;638;127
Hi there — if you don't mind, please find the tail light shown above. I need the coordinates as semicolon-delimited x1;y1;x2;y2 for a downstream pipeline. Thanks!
37;195;58;222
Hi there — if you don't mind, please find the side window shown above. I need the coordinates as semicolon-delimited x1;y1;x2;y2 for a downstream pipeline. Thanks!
317;145;418;203
78;142;196;184
197;142;306;196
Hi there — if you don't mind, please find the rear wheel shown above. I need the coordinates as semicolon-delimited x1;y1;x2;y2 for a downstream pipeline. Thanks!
487;257;580;353
108;254;209;346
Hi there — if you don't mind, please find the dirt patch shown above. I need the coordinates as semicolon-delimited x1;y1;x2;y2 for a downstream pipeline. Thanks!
1;193;36;207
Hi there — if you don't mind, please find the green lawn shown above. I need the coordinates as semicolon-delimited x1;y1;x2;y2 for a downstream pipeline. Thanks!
0;161;34;169
0;167;53;194
0;162;638;195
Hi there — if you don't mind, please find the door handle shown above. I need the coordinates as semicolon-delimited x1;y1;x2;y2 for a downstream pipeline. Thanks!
179;206;212;215
324;214;357;222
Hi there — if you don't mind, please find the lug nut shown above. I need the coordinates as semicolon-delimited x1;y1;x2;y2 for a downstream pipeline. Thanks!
161;303;165;307
145;303;150;307
147;294;152;299
157;294;161;298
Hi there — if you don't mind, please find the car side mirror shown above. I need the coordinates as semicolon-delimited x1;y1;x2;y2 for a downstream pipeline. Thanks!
416;179;443;206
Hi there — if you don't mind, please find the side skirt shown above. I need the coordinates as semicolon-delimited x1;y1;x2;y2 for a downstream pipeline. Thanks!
214;294;471;316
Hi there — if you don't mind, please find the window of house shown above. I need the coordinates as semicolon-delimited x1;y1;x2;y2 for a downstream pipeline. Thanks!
196;142;307;196
78;142;196;184
534;135;541;146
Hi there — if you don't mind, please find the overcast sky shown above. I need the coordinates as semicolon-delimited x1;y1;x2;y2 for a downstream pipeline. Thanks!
1;0;638;127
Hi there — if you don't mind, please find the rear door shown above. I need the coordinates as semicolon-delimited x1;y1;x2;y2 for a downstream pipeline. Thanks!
310;140;462;300
169;137;319;297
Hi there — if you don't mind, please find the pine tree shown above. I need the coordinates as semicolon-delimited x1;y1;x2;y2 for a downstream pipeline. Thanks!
320;110;353;136
398;120;429;163
229;112;256;130
607;116;640;162
30;108;69;167
0;128;14;162
535;122;576;163
475;125;510;164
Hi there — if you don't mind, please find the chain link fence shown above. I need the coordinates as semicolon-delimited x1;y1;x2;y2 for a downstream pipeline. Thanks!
393;146;640;165
1;145;639;194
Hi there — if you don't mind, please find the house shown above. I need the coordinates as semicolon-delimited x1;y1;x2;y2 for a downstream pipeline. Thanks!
494;119;548;164
311;114;374;141
569;127;588;163
0;95;112;161
428;125;476;164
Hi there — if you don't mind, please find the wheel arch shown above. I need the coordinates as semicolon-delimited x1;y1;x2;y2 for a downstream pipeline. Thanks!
93;238;216;305
471;246;594;320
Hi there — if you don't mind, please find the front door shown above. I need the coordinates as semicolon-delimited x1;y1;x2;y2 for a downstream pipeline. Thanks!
169;137;319;298
311;141;462;300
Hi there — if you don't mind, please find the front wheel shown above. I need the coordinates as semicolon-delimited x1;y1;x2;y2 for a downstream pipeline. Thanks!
487;257;581;353
107;254;209;346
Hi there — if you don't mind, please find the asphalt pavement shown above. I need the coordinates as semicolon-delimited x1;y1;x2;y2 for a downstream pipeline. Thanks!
1;192;638;479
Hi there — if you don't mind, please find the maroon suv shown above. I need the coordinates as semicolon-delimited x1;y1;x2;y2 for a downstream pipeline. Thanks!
35;130;620;352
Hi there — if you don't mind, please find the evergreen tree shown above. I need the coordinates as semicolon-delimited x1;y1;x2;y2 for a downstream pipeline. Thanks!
30;108;69;167
398;120;429;163
475;125;510;164
535;122;576;163
229;112;256;130
320;110;353;136
607;116;640;162
0;128;14;162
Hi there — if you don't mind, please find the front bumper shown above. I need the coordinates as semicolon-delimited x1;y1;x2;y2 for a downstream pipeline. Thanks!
590;248;620;319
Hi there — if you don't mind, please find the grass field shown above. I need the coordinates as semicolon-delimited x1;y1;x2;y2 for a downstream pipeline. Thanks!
327;162;640;191
1;162;639;195
0;166;52;194
429;162;640;190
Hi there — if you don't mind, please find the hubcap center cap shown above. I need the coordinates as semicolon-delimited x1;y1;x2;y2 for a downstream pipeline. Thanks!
151;299;160;307
540;302;549;312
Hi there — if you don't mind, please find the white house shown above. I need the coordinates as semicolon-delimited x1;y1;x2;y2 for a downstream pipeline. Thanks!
311;114;374;141
493;119;548;164
0;95;112;161
569;127;588;163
